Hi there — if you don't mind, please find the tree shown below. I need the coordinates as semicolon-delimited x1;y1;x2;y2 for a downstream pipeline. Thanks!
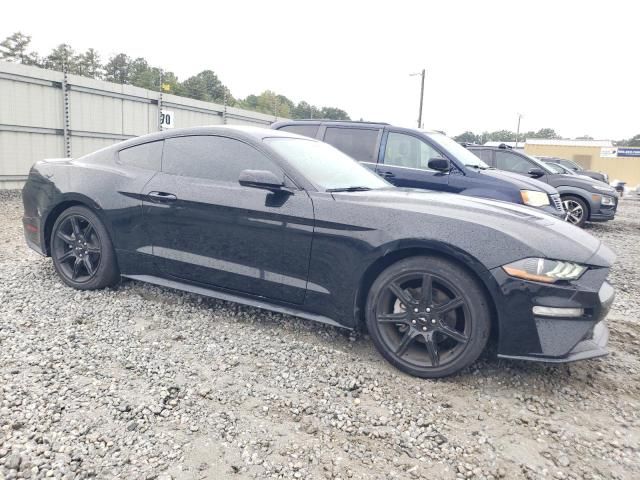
453;131;480;144
487;130;516;142
75;48;102;78
104;53;132;83
239;90;290;117
0;32;32;63
530;128;560;139
45;44;77;72
576;135;594;140
319;106;350;120
620;134;640;147
181;70;231;103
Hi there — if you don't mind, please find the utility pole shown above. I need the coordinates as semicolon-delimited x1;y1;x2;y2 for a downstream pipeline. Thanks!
273;94;278;120
515;113;523;149
410;69;426;128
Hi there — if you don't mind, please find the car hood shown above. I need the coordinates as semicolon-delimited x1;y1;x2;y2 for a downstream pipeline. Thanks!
332;188;613;268
548;174;616;193
477;169;558;194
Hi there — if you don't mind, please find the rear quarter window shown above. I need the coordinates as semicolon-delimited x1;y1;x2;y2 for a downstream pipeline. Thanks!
118;141;163;171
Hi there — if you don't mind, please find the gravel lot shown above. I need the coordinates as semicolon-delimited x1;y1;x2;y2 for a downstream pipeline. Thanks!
1;190;639;480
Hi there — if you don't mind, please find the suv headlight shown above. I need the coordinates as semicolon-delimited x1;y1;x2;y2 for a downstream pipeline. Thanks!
520;190;550;207
601;195;616;206
503;258;587;283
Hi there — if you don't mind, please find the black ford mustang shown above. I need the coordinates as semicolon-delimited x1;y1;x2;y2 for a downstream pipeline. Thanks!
22;126;615;378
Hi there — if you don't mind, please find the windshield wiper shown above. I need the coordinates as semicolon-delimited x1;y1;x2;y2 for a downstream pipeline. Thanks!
326;186;373;192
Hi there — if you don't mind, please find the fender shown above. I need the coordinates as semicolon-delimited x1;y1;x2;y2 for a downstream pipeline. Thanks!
353;238;503;331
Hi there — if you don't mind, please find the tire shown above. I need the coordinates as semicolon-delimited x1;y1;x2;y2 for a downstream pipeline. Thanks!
562;195;589;228
365;255;491;378
50;205;120;290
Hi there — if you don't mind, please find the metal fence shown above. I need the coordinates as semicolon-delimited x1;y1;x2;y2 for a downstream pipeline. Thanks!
0;61;281;189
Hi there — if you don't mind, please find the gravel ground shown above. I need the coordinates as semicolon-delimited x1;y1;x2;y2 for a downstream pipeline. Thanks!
1;190;639;480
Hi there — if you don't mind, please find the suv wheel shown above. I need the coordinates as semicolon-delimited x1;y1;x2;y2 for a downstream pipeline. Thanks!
562;195;588;227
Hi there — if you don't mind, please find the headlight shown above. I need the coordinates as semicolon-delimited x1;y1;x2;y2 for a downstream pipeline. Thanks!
601;195;615;206
592;184;614;193
503;258;587;283
520;190;550;207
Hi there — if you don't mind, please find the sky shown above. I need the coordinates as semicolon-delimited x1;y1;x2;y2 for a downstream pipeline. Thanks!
2;0;639;139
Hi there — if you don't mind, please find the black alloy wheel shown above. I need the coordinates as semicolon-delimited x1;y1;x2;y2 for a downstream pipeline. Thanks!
366;256;490;378
50;206;120;290
52;214;101;282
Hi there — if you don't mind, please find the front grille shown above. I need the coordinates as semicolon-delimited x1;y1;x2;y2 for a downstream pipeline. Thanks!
550;193;564;213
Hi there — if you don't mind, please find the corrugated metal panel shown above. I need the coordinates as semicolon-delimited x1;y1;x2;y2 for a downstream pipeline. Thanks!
0;61;285;187
0;131;64;175
0;78;63;129
69;90;124;134
123;100;152;136
72;137;121;158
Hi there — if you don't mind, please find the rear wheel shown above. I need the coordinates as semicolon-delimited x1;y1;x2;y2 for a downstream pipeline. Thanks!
50;206;120;290
365;256;491;378
562;195;588;227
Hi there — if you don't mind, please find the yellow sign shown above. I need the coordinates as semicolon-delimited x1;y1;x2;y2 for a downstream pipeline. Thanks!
161;83;171;92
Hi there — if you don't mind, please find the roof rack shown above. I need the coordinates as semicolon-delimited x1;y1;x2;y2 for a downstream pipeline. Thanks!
285;119;390;125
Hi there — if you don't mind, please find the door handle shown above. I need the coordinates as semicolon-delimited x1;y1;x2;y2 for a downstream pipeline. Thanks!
147;191;177;203
378;171;395;178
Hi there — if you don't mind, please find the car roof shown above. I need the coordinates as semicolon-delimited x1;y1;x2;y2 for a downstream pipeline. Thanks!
114;125;312;150
272;119;442;135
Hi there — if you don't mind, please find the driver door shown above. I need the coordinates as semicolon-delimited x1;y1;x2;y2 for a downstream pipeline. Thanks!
142;135;315;304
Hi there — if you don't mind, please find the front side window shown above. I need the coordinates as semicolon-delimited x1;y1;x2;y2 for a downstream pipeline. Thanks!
162;135;280;182
118;141;163;171
264;137;389;191
383;132;442;170
323;127;380;163
495;151;533;174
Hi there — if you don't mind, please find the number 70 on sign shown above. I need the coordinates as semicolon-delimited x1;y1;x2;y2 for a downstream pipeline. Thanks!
160;110;174;129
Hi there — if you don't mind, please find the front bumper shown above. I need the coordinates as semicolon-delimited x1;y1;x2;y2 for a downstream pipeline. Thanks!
539;203;564;218
589;195;618;222
492;265;615;363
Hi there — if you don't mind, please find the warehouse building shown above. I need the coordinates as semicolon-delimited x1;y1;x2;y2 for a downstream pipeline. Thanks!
525;139;640;186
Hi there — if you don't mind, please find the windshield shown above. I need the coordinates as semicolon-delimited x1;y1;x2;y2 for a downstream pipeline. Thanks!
426;133;490;169
521;152;554;173
545;162;565;174
264;137;390;191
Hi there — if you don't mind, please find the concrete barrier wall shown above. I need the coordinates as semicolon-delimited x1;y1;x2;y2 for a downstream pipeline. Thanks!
0;61;281;188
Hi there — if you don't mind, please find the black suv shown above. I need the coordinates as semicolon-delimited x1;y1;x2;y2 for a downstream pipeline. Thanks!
467;145;617;227
271;121;564;218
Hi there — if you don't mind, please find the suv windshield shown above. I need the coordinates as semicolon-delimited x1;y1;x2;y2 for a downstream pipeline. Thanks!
522;152;554;173
545;162;568;174
264;137;390;191
426;133;490;169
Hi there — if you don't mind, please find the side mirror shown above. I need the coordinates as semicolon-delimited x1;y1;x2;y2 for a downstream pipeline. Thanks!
239;169;287;192
528;168;545;178
428;157;451;172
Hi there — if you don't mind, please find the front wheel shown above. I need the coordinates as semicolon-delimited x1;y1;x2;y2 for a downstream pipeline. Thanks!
365;256;491;378
50;205;120;290
562;195;589;227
